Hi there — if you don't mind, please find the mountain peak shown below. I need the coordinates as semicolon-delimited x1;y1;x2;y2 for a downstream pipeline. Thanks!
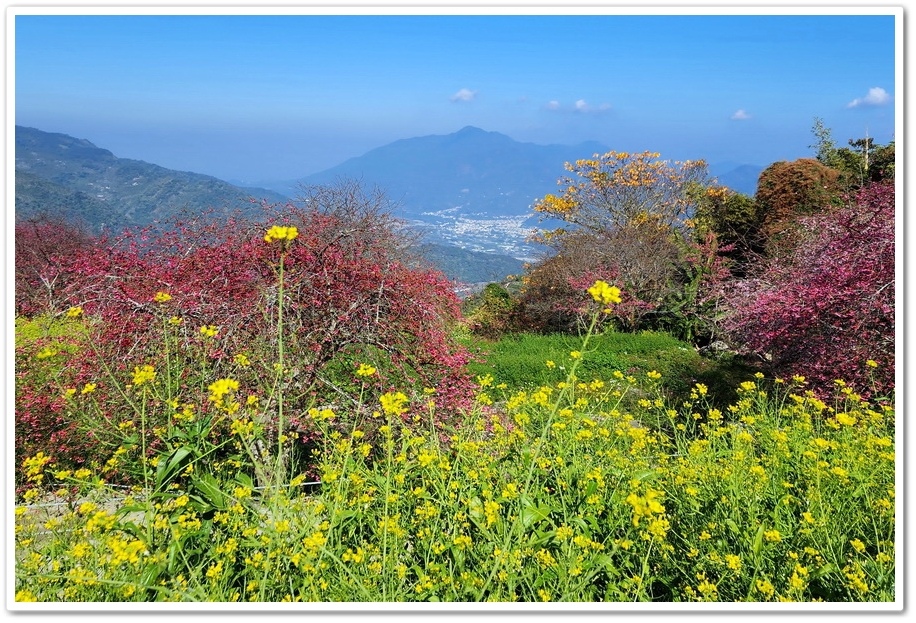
456;125;487;135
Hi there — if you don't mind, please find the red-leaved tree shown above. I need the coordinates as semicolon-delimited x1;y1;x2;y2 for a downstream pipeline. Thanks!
720;181;895;397
15;215;96;316
16;183;475;480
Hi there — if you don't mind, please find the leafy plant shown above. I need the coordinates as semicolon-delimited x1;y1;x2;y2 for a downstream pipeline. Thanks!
720;181;894;397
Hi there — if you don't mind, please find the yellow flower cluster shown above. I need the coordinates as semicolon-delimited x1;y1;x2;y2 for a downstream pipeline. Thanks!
356;363;377;378
22;452;52;483
132;364;156;387
264;225;299;244
208;378;240;413
626;488;666;527
587;280;623;308
380;391;409;417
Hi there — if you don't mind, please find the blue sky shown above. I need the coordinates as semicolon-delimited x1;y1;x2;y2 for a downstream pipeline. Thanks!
13;9;899;183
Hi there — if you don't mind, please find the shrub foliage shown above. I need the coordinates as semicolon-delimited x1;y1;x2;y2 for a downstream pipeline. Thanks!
14;184;474;485
720;181;894;396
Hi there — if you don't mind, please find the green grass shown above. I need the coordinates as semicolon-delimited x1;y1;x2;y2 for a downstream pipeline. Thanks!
461;329;758;407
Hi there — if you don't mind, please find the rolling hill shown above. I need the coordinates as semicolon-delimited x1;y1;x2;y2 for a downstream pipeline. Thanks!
15;125;289;232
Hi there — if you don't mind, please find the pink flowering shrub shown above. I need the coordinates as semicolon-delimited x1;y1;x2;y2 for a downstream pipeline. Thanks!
720;181;894;397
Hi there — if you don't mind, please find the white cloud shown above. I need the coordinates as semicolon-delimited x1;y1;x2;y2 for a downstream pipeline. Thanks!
450;88;477;102
574;99;610;113
731;109;751;120
847;87;891;108
545;99;610;113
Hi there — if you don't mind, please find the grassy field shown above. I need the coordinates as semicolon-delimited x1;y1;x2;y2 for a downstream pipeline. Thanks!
461;329;758;408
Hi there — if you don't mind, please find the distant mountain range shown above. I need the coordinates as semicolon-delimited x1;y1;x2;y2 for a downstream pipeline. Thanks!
265;125;763;211
259;126;763;257
264;126;610;217
15;124;763;285
14;125;526;284
15;125;288;232
707;162;766;196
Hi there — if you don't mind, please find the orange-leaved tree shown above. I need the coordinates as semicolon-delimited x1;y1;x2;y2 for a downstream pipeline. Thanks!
521;151;729;342
532;150;709;233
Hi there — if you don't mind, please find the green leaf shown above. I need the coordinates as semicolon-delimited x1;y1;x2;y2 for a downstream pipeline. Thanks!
467;496;483;521
234;473;254;490
155;446;193;491
192;473;227;510
141;561;165;588
520;498;551;529
632;469;657;483
812;562;839;579
752;524;765;557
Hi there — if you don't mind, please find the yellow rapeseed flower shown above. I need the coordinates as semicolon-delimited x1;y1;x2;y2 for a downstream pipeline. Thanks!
587;280;623;307
453;534;473;549
66;306;84;318
308;407;335;421
380;391;409;417
22;452;52;480
264;225;299;244
35;347;58;360
356;363;377;377
208;378;240;406
153;291;172;303
835;412;857;426
132;365;156;387
764;529;782;543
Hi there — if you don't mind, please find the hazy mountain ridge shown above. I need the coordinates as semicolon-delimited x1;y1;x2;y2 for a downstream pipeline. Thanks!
15;125;289;230
263;127;762;258
268;126;611;218
708;163;764;196
270;126;762;208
